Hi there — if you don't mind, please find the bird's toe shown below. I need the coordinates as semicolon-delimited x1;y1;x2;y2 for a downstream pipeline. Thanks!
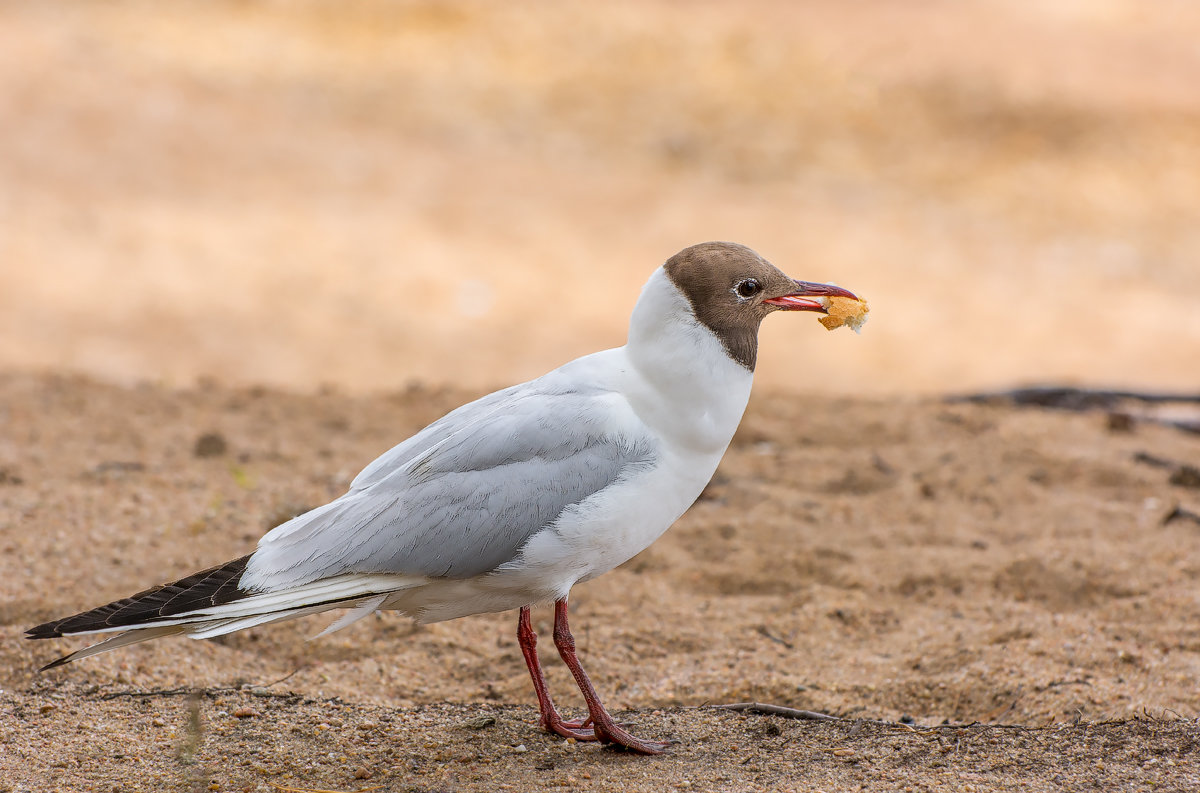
595;723;672;755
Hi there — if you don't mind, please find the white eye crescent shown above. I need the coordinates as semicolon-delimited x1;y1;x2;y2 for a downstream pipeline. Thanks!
735;279;762;299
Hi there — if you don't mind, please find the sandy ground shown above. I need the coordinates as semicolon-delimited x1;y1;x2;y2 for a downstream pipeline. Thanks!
2;373;1199;791
3;1;1200;790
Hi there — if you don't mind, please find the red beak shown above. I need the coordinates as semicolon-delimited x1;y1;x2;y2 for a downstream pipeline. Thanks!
762;281;859;313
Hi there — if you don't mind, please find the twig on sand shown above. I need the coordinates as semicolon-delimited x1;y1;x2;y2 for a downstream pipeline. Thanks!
713;702;842;722
270;782;381;791
949;386;1200;434
262;666;305;688
99;680;303;701
711;702;1049;733
713;702;900;728
754;626;795;649
950;387;1200;409
101;686;195;700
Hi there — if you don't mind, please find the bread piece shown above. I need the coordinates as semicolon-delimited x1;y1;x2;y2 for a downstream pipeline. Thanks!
818;295;870;333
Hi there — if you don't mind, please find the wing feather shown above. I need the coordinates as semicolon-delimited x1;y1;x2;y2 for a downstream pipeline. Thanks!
241;379;656;591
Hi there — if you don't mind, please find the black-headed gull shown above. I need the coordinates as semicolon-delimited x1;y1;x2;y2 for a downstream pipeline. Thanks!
28;241;860;754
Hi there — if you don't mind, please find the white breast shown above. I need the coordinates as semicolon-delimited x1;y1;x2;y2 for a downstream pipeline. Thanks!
490;268;755;592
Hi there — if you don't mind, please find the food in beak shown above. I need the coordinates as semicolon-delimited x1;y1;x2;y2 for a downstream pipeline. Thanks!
817;295;870;333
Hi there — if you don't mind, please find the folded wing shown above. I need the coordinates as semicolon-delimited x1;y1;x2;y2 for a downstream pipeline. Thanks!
241;380;657;590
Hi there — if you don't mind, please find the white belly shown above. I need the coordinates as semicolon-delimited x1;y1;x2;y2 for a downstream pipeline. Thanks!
544;445;722;583
394;446;722;624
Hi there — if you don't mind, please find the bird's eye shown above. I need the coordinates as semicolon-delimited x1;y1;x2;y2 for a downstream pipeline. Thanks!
735;279;762;299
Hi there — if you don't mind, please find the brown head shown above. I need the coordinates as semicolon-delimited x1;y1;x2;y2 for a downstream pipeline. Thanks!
663;241;857;371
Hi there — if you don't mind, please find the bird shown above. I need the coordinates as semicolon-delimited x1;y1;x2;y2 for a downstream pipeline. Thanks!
27;241;860;754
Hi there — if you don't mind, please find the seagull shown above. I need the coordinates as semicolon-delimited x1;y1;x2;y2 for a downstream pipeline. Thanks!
27;241;859;754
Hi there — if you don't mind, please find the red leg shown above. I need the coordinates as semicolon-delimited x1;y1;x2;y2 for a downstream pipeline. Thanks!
551;598;670;754
517;606;598;741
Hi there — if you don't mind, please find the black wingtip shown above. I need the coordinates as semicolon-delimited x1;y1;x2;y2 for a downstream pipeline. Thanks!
26;621;65;641
25;554;253;639
25;618;71;641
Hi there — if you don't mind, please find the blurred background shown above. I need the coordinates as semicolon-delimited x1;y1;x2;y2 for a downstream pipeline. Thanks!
2;0;1197;396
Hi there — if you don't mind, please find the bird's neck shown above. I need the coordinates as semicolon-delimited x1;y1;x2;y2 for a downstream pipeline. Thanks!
621;269;755;454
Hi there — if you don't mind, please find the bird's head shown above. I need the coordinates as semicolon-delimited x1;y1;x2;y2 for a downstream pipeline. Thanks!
662;241;859;370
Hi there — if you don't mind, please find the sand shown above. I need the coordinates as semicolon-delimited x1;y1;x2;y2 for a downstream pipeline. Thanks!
2;373;1199;791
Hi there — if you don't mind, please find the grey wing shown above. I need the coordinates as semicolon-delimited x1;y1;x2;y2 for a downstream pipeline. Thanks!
242;384;656;590
346;383;524;493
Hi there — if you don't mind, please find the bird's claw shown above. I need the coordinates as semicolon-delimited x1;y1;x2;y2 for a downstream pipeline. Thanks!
542;715;599;741
594;722;672;755
541;714;662;752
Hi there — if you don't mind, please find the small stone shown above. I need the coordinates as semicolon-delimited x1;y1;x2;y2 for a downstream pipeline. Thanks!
1106;412;1134;432
151;718;166;727
833;748;855;757
1170;465;1200;489
462;714;497;730
39;704;56;714
194;432;228;458
513;744;529;753
249;686;272;697
232;707;261;719
353;767;371;780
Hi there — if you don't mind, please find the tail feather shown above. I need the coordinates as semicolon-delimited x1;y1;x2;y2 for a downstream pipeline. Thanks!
39;625;186;671
312;594;388;639
27;555;254;639
27;559;425;669
185;592;388;640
